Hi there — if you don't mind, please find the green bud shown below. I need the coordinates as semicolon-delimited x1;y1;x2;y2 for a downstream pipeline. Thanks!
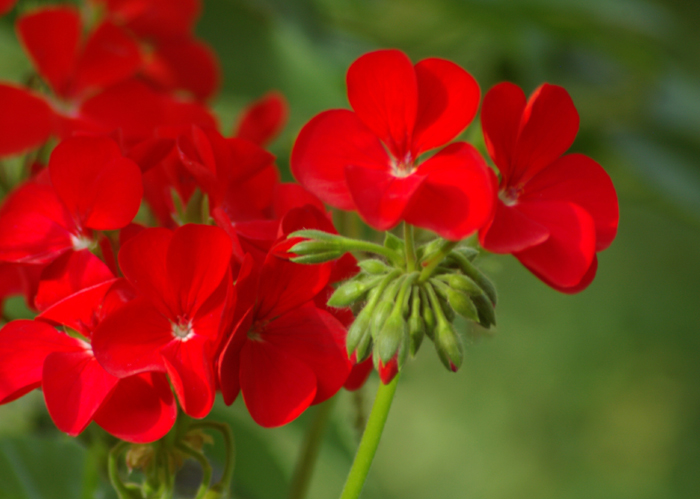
289;240;338;255
288;229;341;242
375;310;407;364
430;284;455;322
354;327;373;362
446;288;479;322
416;237;445;261
440;273;483;296
420;287;436;341
358;259;391;275
346;307;372;355
453;246;479;261
327;275;382;308
449;252;498;306
370;300;395;340
472;293;496;329
384;232;405;253
397;325;410;369
290;251;344;264
408;313;425;357
435;321;464;372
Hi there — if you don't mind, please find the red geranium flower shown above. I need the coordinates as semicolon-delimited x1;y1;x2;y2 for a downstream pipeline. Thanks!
478;83;619;292
291;49;495;240
218;242;351;428
93;224;233;418
0;136;143;264
234;91;289;147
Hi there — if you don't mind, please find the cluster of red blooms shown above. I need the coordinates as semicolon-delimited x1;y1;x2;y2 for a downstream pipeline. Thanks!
0;1;618;446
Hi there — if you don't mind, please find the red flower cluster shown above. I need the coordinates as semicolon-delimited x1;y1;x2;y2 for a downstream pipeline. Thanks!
0;0;619;444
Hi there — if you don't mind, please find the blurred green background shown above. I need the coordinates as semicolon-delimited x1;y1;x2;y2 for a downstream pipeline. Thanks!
1;0;700;498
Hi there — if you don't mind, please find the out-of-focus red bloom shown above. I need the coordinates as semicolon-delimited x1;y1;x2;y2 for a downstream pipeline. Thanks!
93;224;233;418
479;83;619;292
0;255;177;443
0;137;143;264
234;92;289;147
17;6;142;100
92;0;201;40
0;0;16;15
218;242;351;428
291;49;495;240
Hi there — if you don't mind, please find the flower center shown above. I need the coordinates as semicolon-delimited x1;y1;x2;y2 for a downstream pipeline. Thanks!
71;233;94;251
171;317;194;341
247;320;268;341
390;153;414;178
499;185;522;206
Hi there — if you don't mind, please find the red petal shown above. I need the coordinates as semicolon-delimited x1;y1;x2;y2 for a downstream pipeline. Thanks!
72;21;142;95
146;37;220;100
49;136;143;230
93;372;176;443
43;349;119;436
92;298;170;377
167;224;232;317
119;227;175;316
412;58;480;155
346;49;417;158
0;182;75;264
514;201;596;288
511;84;579;185
345;164;425;231
273;183;325;219
521;153;619;251
37;280;119;338
344;357;373;391
0;320;80;404
378;357;398;384
16;6;80;96
0;85;55;157
235;91;288;146
481;82;526;183
257;249;331;320
35;250;113;312
117;0;201;40
479;199;550;254
264;304;351;404
240;340;317;428
0;0;16;15
291;109;388;210
217;306;254;405
529;255;598;294
403;142;496;240
161;335;215;418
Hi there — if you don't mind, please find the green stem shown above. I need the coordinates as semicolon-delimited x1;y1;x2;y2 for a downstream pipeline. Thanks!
403;223;416;272
176;443;213;499
339;375;400;499
287;397;337;499
190;422;235;496
418;240;458;283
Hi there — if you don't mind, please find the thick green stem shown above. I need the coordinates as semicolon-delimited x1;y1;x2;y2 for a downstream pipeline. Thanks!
339;375;400;499
403;223;417;272
287;397;337;499
418;240;458;283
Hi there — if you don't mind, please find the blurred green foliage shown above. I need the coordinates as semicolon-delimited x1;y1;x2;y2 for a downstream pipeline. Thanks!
1;0;699;498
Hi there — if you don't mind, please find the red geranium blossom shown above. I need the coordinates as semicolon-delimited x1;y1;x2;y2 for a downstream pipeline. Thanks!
93;224;233;418
0;136;143;264
218;242;351;428
291;49;495;240
478;82;619;292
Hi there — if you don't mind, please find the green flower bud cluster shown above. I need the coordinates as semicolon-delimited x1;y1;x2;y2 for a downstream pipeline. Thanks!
305;230;497;378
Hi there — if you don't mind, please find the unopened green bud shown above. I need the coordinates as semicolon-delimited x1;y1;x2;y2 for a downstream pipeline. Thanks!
472;293;496;329
358;259;391;275
290;251;344;264
328;275;382;308
376;310;407;364
289;240;338;255
446;288;479;322
370;299;395;340
435;289;455;322
397;326;410;369
384;232;405;253
355;328;373;362
440;273;482;296
420;287;436;341
435;322;464;372
346;307;372;355
453;246;479;261
449;253;498;306
288;229;340;242
416;237;445;261
408;313;425;357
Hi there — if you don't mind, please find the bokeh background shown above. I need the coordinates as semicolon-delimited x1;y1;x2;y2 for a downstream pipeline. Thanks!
1;0;700;498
